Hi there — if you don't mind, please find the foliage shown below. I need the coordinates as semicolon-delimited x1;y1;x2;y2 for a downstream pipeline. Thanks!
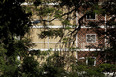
41;64;66;77
99;63;116;72
70;64;105;77
0;0;116;77
0;0;33;76
21;56;40;77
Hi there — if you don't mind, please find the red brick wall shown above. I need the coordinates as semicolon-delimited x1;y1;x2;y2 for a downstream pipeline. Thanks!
78;51;104;65
77;28;105;49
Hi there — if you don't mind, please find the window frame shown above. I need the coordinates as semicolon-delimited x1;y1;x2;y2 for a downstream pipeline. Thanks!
86;34;96;43
86;57;96;66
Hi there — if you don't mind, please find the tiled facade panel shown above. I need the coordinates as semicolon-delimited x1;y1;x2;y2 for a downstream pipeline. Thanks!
31;5;76;26
29;28;63;49
34;43;48;49
51;20;62;26
77;28;105;49
29;28;76;50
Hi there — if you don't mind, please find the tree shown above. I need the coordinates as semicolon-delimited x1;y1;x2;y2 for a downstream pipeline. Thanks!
0;0;35;76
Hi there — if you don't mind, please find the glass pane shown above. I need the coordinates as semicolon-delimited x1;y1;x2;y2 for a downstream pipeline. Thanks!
88;58;95;66
86;34;96;43
91;35;95;42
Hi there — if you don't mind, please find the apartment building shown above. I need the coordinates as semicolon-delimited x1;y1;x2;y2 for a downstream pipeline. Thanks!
23;1;115;66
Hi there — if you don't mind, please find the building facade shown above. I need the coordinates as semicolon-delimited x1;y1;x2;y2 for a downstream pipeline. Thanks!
23;1;115;66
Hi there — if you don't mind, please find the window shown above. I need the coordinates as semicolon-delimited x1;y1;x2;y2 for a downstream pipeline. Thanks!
86;12;96;19
86;34;96;43
32;20;41;24
86;57;96;66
